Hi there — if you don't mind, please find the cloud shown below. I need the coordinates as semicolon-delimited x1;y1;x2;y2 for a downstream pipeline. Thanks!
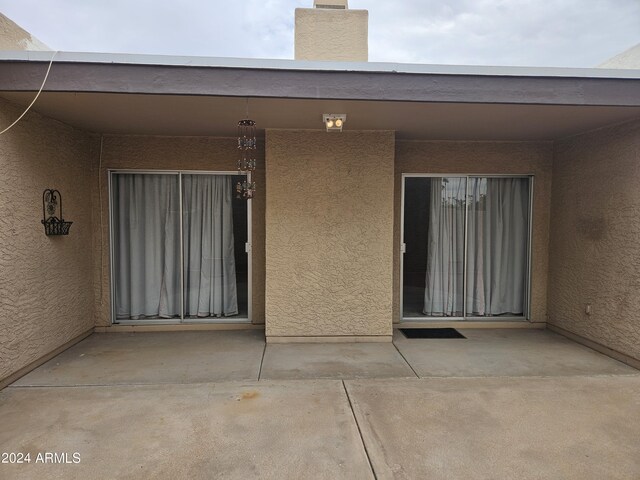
359;0;640;66
0;0;638;66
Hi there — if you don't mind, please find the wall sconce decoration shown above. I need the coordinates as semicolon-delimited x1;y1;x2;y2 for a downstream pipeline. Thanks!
323;113;346;132
41;189;73;236
236;118;257;200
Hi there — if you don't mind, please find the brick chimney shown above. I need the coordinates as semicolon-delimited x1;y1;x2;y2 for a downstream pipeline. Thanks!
0;13;50;51
294;1;368;62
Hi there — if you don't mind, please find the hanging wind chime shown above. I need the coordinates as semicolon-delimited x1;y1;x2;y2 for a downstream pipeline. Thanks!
236;102;257;199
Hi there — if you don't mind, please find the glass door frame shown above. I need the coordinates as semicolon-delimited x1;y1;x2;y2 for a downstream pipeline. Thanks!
400;173;534;322
108;169;252;325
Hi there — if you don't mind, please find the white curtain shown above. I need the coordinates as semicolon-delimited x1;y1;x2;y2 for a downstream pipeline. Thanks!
466;178;528;316
113;173;238;320
423;177;466;316
423;176;529;317
182;175;238;317
113;174;181;319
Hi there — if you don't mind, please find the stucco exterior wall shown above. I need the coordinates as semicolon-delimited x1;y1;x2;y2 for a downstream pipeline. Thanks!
95;135;266;326
265;130;395;338
0;98;97;382
548;120;640;361
0;13;50;51
294;8;368;61
394;141;553;323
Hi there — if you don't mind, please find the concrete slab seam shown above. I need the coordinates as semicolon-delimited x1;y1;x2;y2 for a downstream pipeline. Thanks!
342;380;378;480
258;342;267;381
392;342;420;378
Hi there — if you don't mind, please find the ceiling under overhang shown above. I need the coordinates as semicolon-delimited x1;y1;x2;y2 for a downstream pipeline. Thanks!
2;91;640;141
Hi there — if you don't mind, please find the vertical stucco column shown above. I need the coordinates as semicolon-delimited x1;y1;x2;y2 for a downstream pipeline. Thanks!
265;130;395;341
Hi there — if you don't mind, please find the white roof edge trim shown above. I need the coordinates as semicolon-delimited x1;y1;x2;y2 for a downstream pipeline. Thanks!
1;50;640;79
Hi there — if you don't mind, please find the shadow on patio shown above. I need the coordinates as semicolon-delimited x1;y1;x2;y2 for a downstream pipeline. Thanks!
9;328;637;385
2;329;639;479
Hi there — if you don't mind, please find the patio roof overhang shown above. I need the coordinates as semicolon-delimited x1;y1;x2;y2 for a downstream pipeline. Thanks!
1;51;640;140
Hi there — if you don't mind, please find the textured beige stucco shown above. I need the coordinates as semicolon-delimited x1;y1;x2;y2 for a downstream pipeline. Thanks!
0;98;97;382
0;13;50;51
548;120;640;361
265;130;395;338
394;141;553;324
294;8;368;61
95;135;266;326
598;43;640;68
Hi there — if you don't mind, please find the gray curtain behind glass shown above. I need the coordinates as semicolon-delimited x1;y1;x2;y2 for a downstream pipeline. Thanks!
113;173;238;320
423;177;528;317
423;177;466;316
466;177;528;316
182;175;238;317
113;174;181;319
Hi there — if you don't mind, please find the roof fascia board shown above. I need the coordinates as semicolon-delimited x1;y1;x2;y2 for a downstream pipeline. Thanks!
1;50;640;79
0;53;639;107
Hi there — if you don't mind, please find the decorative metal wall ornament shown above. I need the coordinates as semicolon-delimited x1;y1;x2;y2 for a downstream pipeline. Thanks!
41;189;73;235
236;118;257;200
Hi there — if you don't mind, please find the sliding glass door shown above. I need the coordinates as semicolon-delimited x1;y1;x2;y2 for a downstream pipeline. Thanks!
182;174;238;318
465;177;530;317
112;173;181;320
401;175;531;320
110;171;250;324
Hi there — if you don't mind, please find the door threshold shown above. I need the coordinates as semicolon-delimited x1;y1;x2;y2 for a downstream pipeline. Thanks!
96;323;264;333
396;321;545;329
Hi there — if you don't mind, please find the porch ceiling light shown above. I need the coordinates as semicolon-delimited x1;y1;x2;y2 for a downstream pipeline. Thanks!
323;114;346;132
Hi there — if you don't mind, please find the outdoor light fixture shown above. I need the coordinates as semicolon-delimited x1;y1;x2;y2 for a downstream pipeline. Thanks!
323;114;346;132
236;103;257;200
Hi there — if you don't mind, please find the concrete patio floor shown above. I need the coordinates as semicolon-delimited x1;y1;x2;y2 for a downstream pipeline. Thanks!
2;328;639;479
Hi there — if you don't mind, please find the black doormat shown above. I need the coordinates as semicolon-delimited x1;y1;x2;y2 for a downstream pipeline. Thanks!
400;328;466;339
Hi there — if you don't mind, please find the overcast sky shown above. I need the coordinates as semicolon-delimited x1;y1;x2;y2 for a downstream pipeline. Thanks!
1;0;638;67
